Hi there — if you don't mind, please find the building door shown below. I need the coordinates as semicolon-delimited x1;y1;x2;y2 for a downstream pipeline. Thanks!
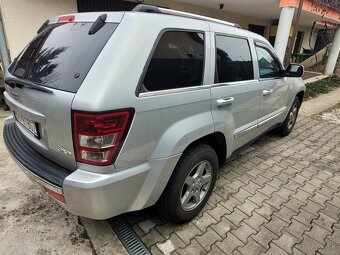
77;0;138;12
249;24;266;36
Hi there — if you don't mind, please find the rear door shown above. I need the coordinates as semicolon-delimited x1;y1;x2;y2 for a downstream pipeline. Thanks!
254;41;289;133
210;32;261;152
5;20;118;169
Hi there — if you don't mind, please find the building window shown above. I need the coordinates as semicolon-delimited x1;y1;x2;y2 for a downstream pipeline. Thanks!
215;35;254;83
144;31;205;91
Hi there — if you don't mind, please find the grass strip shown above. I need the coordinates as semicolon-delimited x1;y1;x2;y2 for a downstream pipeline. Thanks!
305;76;340;100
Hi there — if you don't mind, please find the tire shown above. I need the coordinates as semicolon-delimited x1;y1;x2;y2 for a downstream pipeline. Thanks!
157;144;218;223
278;97;301;136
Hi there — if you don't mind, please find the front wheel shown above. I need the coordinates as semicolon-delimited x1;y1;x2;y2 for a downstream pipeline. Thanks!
278;97;301;136
156;144;218;223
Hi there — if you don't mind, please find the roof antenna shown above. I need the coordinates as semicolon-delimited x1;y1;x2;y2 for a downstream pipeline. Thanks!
89;14;107;35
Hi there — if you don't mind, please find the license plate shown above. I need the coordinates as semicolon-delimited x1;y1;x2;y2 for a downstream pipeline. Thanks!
15;112;39;137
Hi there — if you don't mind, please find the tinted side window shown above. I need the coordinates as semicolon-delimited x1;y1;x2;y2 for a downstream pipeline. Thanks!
255;46;281;78
215;36;253;83
144;31;205;91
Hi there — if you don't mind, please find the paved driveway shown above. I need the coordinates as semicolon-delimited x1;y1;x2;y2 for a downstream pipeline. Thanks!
124;116;340;255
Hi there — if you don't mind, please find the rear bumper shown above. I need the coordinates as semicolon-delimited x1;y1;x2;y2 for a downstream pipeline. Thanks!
4;117;180;219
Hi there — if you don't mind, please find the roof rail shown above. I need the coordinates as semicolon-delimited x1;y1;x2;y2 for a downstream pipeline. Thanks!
132;4;241;29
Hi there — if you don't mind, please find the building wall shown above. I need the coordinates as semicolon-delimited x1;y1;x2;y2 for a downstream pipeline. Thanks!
299;26;318;53
0;0;77;60
144;0;272;38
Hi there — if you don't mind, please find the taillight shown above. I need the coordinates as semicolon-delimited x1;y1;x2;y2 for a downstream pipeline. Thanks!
72;109;134;166
57;15;75;23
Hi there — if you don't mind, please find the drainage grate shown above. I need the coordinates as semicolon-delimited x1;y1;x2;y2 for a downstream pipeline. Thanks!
109;216;151;255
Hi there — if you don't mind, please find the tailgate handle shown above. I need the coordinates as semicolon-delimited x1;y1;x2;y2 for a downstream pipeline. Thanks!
217;97;234;107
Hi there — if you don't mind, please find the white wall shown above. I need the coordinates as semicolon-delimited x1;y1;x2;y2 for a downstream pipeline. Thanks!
0;0;77;60
299;26;318;53
144;0;271;38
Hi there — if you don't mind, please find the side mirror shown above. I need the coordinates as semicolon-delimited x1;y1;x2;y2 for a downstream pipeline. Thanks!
285;64;304;77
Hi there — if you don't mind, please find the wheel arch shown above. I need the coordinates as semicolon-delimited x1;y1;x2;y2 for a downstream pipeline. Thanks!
182;132;227;165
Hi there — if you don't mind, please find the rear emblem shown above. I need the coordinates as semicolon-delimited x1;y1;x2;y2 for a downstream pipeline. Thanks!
57;147;72;156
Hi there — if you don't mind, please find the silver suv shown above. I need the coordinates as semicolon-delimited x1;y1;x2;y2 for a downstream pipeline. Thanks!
3;5;305;223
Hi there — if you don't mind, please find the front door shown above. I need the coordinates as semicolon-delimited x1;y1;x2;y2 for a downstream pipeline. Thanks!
254;42;289;134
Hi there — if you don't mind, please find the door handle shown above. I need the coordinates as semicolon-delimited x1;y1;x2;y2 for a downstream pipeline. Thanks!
217;97;234;107
263;89;273;96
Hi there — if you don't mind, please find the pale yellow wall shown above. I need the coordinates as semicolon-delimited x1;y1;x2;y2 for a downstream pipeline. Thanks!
144;0;271;38
0;0;77;60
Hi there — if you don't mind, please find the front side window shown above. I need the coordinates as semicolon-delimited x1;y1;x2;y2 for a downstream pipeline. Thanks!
215;35;253;83
143;31;205;91
255;46;281;79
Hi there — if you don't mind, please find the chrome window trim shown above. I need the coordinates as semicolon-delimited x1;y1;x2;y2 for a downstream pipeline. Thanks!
139;84;211;98
211;79;258;88
258;77;284;82
214;34;255;84
136;28;207;97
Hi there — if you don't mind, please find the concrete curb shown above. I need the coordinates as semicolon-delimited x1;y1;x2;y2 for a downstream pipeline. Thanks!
300;87;340;117
80;217;128;255
304;74;329;84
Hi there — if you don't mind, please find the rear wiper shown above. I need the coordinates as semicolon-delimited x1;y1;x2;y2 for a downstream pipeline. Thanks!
5;74;54;94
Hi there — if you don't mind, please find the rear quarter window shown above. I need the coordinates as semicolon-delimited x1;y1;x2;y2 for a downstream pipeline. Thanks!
8;22;118;93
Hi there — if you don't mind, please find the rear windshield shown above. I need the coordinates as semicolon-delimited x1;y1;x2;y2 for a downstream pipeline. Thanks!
8;22;118;93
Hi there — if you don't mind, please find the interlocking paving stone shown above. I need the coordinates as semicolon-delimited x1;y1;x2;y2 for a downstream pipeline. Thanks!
122;118;340;255
251;225;277;249
216;233;243;255
236;199;259;216
284;219;312;243
175;222;202;245
176;239;206;255
238;237;266;255
321;202;340;221
319;238;340;255
272;231;299;253
293;208;318;227
295;235;324;254
193;212;218;232
313;212;337;231
264;216;288;236
207;204;231;221
231;222;256;244
195;228;221;252
243;212;268;232
141;228;165;249
273;205;297;224
266;243;290;255
210;217;235;238
255;203;277;221
206;244;225;255
305;223;332;245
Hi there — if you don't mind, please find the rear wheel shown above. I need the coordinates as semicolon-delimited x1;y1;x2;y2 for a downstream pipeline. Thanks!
157;144;218;223
278;97;300;136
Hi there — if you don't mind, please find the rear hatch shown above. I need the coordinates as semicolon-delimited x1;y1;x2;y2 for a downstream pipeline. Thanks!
5;15;119;170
